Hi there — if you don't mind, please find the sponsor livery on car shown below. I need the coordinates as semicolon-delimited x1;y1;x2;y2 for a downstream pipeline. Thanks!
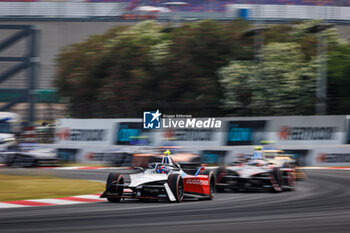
186;179;209;186
216;149;297;192
100;150;215;202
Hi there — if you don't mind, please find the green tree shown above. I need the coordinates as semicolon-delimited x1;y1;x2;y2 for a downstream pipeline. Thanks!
55;33;113;117
56;21;167;117
327;42;350;114
56;20;346;118
55;20;253;117
219;42;317;116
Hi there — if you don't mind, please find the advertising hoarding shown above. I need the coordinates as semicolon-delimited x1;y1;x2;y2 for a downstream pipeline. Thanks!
267;115;347;146
55;119;117;145
226;120;266;146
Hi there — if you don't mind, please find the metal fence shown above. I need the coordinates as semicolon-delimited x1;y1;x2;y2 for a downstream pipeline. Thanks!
0;2;349;21
0;2;126;17
226;4;350;21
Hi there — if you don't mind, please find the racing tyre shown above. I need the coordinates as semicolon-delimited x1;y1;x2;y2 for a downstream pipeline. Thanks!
271;168;283;192
167;174;184;202
215;167;226;193
202;170;216;200
285;171;296;191
106;173;124;203
215;167;225;183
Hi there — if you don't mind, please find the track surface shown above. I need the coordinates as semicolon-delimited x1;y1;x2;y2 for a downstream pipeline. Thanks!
1;169;350;233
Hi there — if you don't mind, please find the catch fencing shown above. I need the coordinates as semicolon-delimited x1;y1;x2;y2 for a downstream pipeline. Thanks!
0;2;350;21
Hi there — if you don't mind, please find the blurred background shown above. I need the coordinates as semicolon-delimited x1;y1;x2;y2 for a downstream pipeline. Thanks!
1;0;350;167
2;4;350;232
0;0;350;120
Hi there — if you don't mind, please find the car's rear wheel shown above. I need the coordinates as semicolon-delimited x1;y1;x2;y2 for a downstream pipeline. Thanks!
215;167;227;192
106;173;124;203
285;171;296;191
202;170;215;200
167;174;184;202
271;168;282;192
215;167;226;182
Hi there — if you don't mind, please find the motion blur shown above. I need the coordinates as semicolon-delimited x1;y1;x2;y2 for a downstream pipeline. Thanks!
1;1;350;233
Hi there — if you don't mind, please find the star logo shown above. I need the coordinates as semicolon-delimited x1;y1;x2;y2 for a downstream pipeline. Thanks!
143;110;162;129
151;109;162;122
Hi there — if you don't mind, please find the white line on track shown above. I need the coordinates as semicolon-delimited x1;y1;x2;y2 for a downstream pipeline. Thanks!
302;167;350;170
27;199;86;205
0;203;26;208
73;195;101;200
0;194;104;209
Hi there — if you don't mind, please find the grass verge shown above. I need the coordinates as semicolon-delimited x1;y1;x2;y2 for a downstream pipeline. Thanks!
0;174;104;201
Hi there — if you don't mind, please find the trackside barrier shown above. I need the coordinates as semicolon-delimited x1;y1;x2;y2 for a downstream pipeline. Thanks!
0;3;350;21
0;2;125;17
49;115;350;166
54;115;347;147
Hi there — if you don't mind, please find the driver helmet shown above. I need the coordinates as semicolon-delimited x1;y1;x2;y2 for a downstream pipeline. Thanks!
156;165;167;174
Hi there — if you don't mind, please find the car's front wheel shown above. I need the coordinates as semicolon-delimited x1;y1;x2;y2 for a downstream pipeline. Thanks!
167;174;184;202
202;170;216;200
106;173;124;203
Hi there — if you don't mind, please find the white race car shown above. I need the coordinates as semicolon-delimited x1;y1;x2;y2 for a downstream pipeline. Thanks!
100;150;215;202
1;144;58;167
216;157;296;192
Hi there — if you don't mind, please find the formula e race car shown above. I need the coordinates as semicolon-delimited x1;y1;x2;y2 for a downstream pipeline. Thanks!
216;157;296;192
1;144;58;167
100;150;215;203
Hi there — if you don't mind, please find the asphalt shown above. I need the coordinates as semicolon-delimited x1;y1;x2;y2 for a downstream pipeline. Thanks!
0;169;350;233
